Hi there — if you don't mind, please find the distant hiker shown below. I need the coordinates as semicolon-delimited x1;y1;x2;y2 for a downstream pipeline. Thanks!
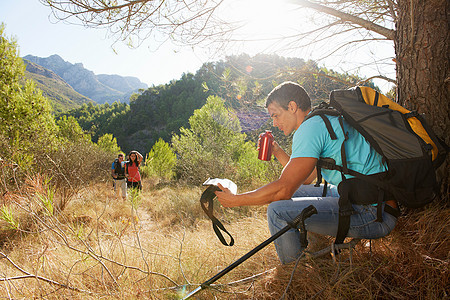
215;82;399;264
126;150;143;191
112;153;127;200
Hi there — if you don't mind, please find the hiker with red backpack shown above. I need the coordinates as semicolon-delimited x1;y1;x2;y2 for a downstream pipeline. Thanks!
215;81;448;265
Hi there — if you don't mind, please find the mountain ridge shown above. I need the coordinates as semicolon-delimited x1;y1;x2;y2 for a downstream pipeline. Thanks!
23;54;148;104
23;59;93;112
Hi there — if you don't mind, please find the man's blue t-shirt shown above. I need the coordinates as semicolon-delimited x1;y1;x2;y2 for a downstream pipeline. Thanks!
291;115;387;186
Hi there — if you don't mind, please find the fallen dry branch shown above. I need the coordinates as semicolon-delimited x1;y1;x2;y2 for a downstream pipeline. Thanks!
0;251;91;294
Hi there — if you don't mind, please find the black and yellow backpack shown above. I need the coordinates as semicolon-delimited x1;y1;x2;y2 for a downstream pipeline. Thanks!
305;86;448;244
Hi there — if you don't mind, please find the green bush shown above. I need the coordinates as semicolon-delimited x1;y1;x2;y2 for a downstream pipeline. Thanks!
141;138;176;180
0;24;58;191
172;96;271;187
97;133;121;154
56;115;92;143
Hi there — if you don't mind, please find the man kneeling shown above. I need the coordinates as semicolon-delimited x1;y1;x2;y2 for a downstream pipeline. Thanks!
215;82;398;264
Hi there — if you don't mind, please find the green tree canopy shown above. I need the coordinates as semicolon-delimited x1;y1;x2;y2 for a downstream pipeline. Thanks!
96;133;121;154
56;115;91;143
0;24;57;168
172;95;270;186
142;138;176;180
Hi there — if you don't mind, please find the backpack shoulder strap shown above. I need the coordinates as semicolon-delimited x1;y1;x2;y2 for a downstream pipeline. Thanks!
305;105;343;196
304;103;341;140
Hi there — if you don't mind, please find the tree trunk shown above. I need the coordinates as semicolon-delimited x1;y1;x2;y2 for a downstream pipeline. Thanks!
396;0;449;198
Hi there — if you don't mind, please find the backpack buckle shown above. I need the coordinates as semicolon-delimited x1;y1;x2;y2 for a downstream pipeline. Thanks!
404;111;419;118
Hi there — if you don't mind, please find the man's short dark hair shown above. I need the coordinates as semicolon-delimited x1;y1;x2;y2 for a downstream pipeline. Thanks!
265;81;311;111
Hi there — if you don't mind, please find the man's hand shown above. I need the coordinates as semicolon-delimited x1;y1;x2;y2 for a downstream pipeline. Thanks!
272;140;290;167
257;136;282;154
257;136;289;167
271;140;282;154
215;183;237;208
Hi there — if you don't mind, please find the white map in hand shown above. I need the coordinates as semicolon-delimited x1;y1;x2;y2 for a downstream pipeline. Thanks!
202;178;237;195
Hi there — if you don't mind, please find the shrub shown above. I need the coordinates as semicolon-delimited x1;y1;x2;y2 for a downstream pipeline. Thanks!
172;96;271;187
56;115;92;144
141;138;176;180
97;133;121;154
35;139;113;210
0;24;58;192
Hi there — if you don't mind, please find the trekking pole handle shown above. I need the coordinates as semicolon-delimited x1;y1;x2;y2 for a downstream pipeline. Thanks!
289;205;318;229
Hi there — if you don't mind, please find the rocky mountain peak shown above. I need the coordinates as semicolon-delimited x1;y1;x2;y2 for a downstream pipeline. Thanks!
23;54;148;104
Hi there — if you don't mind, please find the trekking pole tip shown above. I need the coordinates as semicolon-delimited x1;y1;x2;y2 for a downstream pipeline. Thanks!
181;286;203;300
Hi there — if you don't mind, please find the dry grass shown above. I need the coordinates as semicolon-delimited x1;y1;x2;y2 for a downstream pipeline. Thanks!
0;177;448;299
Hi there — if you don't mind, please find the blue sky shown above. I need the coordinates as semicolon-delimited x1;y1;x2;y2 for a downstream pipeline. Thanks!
1;0;209;86
0;0;395;91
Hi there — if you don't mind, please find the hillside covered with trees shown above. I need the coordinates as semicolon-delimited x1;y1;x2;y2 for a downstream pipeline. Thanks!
59;53;375;156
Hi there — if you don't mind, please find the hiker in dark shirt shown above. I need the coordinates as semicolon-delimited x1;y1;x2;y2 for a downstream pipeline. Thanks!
111;153;127;200
215;82;398;264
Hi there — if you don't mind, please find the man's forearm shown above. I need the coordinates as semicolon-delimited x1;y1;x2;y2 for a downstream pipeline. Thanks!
230;180;293;207
303;168;317;185
273;145;290;167
216;157;317;208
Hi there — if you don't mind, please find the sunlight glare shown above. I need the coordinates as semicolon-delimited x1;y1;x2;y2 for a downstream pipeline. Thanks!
228;0;300;41
221;0;396;92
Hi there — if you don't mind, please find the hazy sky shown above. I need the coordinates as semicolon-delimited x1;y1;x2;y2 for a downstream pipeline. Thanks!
1;0;213;87
1;0;395;91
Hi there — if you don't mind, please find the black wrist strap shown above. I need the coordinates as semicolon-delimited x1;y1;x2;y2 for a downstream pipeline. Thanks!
200;185;234;246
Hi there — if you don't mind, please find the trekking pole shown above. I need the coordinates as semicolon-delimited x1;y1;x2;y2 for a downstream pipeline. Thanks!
182;205;318;299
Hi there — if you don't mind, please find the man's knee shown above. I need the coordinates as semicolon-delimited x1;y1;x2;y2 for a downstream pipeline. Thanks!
267;201;289;223
267;201;279;218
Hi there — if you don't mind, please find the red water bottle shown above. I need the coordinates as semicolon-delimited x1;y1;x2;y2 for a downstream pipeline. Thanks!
258;130;274;161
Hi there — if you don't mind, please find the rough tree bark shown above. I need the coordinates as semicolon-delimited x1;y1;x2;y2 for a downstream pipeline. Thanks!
396;0;449;197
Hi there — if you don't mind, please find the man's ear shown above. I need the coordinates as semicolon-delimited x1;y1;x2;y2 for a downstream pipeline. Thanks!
288;101;298;112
